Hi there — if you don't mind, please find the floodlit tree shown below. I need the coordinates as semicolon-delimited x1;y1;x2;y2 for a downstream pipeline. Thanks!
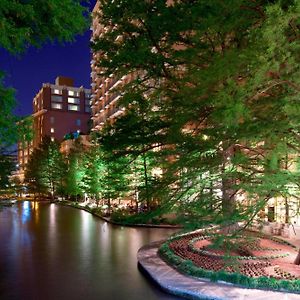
93;0;300;228
25;137;65;198
25;147;46;197
64;139;85;201
100;155;130;214
82;146;106;206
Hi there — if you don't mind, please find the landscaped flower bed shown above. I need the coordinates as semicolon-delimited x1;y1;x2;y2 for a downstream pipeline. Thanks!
159;229;300;292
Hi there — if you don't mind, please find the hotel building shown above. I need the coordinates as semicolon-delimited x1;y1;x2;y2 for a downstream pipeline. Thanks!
90;1;132;132
17;76;91;180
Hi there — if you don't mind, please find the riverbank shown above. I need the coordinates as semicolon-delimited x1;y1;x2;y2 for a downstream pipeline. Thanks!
138;242;300;300
55;200;183;229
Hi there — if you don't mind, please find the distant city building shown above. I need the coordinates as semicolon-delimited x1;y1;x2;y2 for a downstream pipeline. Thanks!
17;76;91;180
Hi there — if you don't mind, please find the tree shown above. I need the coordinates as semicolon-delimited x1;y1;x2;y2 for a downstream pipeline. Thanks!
0;0;88;183
25;147;46;197
63;139;85;201
93;0;300;229
0;0;88;54
25;137;65;198
81;145;106;206
0;154;15;189
101;155;129;215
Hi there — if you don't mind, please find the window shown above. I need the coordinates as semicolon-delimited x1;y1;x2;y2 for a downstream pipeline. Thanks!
51;128;54;133
68;104;79;111
50;116;55;124
52;95;62;102
76;119;81;126
85;99;90;105
68;90;79;97
85;106;91;113
68;97;80;104
51;137;55;142
52;88;61;94
51;103;62;110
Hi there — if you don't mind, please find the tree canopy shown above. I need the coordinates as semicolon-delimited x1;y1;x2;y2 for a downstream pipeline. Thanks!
25;136;65;197
0;0;88;54
93;0;300;227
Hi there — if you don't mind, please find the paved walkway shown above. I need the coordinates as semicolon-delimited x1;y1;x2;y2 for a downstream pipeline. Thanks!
137;242;300;300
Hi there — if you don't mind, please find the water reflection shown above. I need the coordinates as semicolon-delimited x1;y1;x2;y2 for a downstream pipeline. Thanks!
22;201;31;223
32;201;40;223
0;202;182;300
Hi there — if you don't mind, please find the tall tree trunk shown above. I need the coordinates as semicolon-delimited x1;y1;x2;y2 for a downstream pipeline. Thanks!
142;153;150;211
284;153;289;224
108;197;111;215
221;144;236;219
294;250;300;265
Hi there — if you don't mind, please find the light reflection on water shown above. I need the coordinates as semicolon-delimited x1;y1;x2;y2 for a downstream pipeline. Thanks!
0;201;181;300
22;201;31;224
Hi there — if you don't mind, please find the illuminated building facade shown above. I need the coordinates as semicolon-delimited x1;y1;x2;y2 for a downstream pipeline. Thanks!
17;76;91;180
90;1;132;132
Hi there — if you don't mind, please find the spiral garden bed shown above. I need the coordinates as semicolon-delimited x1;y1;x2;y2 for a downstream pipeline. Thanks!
159;230;300;292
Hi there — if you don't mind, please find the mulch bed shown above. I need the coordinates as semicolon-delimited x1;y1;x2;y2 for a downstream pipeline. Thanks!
169;230;300;280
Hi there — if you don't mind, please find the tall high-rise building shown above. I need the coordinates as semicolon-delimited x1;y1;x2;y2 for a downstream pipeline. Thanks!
17;76;91;180
90;1;131;132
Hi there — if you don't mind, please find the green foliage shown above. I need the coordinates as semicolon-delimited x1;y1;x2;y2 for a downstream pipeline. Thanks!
93;0;300;228
24;136;65;197
0;73;18;150
81;145;105;203
64;139;85;198
0;154;15;188
0;0;88;54
100;155;130;211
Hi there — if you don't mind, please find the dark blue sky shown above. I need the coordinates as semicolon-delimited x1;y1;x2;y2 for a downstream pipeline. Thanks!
0;1;96;117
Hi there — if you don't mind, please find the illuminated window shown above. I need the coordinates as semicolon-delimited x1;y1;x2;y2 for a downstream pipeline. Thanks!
52;88;61;94
51;128;54;133
68;104;79;111
51;137;55;142
68;97;80;104
51;103;62;109
68;90;79;97
52;95;62;102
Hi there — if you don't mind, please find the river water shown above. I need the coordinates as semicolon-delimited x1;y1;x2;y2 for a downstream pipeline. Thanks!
0;201;182;300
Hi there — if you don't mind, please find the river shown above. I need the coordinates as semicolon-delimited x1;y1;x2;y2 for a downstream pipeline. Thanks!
0;201;182;300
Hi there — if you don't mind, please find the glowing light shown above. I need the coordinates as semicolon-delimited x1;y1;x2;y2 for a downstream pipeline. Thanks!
22;201;31;223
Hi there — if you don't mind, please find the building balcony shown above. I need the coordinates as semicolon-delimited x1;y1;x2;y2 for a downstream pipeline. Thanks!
108;107;124;119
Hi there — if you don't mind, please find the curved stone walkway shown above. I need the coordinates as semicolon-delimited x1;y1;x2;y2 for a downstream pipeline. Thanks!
137;242;300;300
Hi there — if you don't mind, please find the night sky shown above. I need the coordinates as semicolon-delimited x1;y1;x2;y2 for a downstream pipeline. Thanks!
0;1;97;117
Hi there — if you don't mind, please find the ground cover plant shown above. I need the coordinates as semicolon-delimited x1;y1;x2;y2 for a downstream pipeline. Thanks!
159;230;300;292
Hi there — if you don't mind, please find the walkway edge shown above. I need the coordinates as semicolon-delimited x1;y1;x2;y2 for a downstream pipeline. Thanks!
137;242;300;300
